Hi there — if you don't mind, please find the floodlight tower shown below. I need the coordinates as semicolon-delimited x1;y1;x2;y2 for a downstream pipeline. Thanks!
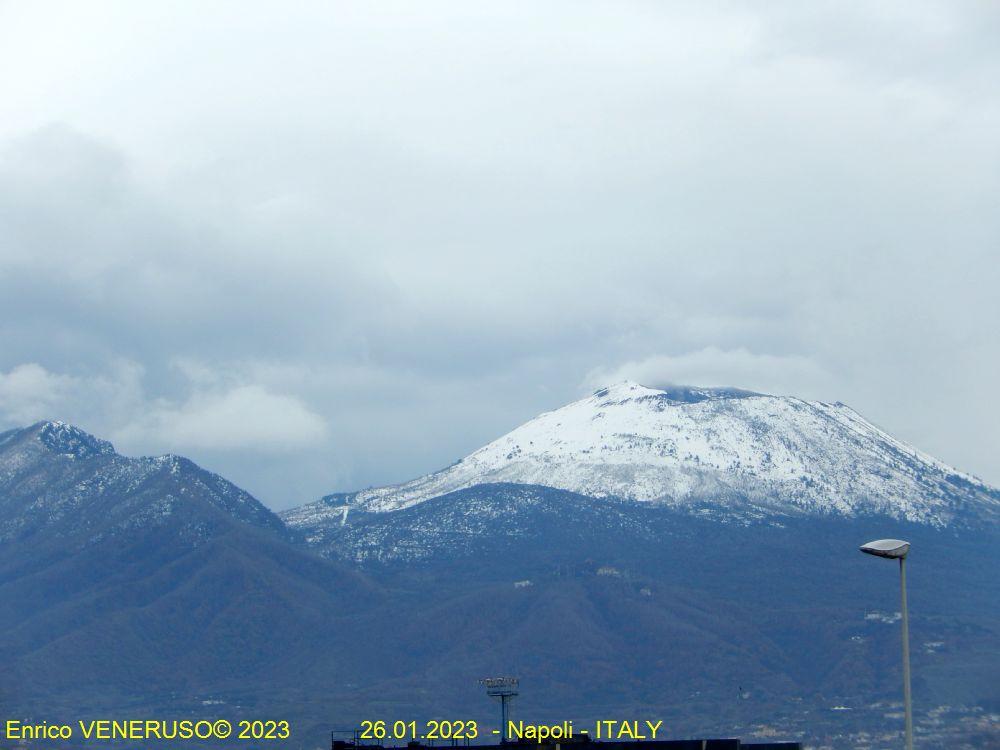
479;677;519;742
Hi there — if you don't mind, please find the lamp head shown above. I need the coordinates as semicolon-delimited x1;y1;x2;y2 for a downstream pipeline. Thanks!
860;539;910;559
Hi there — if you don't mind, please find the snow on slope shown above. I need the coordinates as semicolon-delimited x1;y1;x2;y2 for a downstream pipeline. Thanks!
284;382;999;527
0;421;289;540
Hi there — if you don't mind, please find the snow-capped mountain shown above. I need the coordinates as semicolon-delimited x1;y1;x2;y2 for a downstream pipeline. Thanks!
284;382;999;530
0;419;375;719
3;415;998;744
0;420;288;541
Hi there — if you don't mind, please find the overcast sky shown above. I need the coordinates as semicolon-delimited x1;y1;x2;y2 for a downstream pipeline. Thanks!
1;1;998;509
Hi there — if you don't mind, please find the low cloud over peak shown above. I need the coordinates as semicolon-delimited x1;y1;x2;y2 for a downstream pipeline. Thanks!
1;2;998;506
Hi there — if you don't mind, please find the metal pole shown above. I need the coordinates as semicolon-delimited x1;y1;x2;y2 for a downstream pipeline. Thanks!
899;556;913;750
500;694;510;743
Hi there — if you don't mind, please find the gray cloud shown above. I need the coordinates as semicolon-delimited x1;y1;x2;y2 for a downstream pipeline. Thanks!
1;1;998;507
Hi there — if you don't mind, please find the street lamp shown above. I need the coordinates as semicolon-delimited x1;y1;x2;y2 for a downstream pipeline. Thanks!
860;538;913;750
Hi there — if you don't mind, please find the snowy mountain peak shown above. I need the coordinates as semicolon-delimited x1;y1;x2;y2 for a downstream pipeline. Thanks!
0;421;289;541
593;381;762;405
287;382;999;527
591;380;661;399
33;420;116;459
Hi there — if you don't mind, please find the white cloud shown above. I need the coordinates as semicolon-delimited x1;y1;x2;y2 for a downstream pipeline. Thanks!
0;1;998;497
0;363;76;424
0;361;328;454
121;384;328;451
0;361;145;430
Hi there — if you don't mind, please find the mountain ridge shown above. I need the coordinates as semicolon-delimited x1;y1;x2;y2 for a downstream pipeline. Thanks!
1;413;997;746
0;419;290;543
283;381;999;532
0;417;379;724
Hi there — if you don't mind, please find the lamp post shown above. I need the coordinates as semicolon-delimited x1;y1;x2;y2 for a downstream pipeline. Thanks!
860;538;913;750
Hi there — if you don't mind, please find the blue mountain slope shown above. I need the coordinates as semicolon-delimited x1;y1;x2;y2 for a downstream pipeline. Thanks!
0;421;378;721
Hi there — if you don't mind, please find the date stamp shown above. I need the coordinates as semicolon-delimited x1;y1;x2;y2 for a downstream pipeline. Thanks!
359;720;480;741
359;719;666;742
